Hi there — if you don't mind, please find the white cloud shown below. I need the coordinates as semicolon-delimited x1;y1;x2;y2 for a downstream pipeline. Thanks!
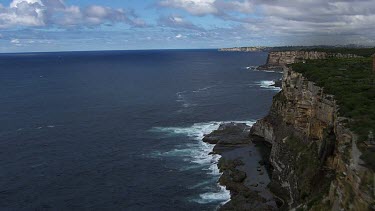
0;0;146;28
159;0;255;16
11;38;20;44
159;0;217;16
0;0;45;28
215;0;254;14
176;34;183;38
172;16;183;23
158;15;204;31
159;0;375;45
10;0;42;8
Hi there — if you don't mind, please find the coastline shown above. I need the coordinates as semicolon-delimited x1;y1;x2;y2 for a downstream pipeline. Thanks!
203;49;375;210
247;50;375;210
202;123;279;210
195;64;283;210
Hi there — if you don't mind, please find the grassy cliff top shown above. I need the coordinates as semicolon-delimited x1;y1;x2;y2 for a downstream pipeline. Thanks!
290;58;375;169
303;48;375;57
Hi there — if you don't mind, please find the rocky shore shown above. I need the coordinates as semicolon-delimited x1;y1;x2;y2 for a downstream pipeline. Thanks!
206;49;374;210
203;123;279;210
256;64;284;72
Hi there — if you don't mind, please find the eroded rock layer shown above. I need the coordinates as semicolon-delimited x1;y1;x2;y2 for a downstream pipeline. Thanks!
267;51;361;66
251;67;374;210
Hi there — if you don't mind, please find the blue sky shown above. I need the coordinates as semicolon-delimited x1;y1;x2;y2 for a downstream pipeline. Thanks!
0;0;375;52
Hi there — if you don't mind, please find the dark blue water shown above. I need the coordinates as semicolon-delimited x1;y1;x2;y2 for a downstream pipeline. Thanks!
0;50;281;210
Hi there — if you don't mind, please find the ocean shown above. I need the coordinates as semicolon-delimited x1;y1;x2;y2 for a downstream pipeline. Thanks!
0;50;281;210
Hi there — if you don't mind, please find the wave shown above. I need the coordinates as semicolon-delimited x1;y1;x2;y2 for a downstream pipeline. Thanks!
150;122;223;168
176;91;187;102
176;86;216;108
244;66;258;70
150;121;255;204
259;69;280;73
195;185;231;205
176;91;192;108
257;80;281;91
192;86;216;93
35;125;57;130
151;121;255;142
245;66;283;73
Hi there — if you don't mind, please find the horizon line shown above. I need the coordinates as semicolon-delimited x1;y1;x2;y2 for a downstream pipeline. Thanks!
1;45;374;55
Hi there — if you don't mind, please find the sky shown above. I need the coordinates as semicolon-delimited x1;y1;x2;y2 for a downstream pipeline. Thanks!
0;0;375;52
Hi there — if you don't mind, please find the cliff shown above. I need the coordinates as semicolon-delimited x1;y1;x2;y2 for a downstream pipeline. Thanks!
251;67;375;210
219;47;270;52
266;51;361;66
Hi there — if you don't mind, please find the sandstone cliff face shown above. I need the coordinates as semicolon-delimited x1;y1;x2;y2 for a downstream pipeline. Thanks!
219;47;269;52
267;51;361;65
251;67;374;210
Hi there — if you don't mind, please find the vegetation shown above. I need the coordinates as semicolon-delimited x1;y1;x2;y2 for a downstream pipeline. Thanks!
267;46;375;57
285;136;336;209
285;136;320;199
304;47;375;57
290;57;375;170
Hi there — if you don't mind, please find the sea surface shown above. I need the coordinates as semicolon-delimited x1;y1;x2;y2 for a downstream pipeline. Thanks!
0;50;281;210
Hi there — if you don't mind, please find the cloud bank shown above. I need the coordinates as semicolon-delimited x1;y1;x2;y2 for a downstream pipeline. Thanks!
158;0;375;44
0;0;145;28
1;0;375;52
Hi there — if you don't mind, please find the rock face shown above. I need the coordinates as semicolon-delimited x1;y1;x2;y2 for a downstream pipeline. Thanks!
251;67;375;210
219;47;270;52
203;123;251;153
267;51;361;66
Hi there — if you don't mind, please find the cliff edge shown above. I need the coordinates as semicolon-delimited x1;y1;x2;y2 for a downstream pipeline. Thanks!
266;51;361;66
251;66;374;210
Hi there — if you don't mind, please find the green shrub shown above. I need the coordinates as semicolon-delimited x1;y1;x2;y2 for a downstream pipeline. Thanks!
290;58;375;170
305;48;375;57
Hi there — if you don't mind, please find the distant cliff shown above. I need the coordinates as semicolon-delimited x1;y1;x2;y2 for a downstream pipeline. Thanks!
266;51;361;65
219;47;270;52
251;66;374;210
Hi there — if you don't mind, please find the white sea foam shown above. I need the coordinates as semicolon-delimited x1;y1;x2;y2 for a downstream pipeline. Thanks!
176;86;215;108
257;80;281;91
197;185;231;204
151;121;255;204
246;66;283;73
192;86;216;93
35;125;57;130
253;68;280;73
260;80;275;87
261;69;280;73
176;91;194;108
176;91;187;104
152;121;254;142
245;66;258;70
151;122;222;170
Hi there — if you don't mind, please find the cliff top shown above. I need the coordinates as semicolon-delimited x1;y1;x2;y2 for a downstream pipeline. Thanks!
219;46;375;57
300;47;375;57
290;58;375;170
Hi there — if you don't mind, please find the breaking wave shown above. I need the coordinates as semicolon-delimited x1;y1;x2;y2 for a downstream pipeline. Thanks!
150;121;255;204
256;80;281;91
